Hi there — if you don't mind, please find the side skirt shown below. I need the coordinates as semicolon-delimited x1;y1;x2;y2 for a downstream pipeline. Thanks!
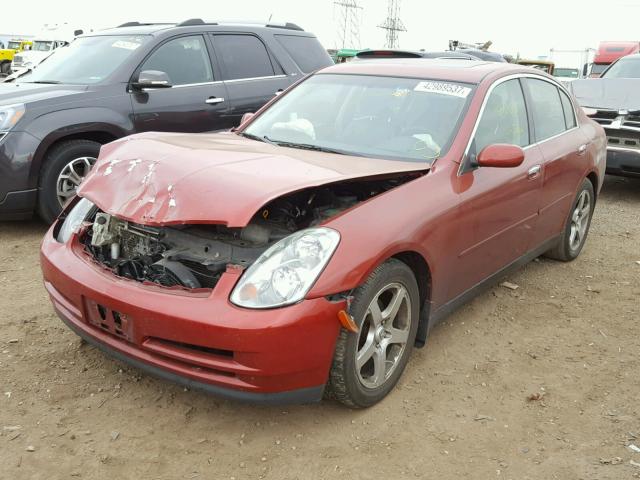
416;235;560;345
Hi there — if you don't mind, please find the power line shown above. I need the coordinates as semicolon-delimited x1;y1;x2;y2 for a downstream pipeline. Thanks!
334;0;363;49
378;0;406;49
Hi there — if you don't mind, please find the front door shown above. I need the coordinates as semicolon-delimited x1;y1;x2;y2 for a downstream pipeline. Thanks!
450;78;544;299
130;35;234;133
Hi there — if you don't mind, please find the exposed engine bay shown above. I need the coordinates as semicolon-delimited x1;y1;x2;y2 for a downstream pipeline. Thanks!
81;174;419;290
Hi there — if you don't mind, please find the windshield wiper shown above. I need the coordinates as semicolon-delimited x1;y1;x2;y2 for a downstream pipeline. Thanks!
29;80;62;84
238;132;277;145
272;140;359;156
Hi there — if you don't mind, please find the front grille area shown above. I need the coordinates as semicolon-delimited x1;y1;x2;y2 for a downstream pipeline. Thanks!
592;110;618;126
608;136;640;150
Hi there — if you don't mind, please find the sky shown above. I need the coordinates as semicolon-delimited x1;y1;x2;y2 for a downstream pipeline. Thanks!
4;0;640;58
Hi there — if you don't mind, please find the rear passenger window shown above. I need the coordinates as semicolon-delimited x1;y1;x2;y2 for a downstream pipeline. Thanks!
275;35;332;73
559;90;577;129
525;78;567;141
215;35;275;80
474;79;530;153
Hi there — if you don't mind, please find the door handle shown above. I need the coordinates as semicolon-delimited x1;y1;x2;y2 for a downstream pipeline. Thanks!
577;144;588;155
205;97;225;105
274;89;284;96
528;165;541;178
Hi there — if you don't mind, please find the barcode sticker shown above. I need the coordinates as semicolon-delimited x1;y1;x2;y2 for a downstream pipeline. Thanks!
414;81;471;98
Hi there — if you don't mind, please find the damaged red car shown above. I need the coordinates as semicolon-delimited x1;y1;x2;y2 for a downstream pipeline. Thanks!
41;60;606;407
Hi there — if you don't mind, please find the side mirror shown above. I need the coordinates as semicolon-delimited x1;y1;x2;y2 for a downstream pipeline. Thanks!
132;70;172;90
476;144;525;168
240;112;255;126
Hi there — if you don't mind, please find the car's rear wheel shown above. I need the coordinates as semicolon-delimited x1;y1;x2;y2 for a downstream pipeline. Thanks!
545;178;595;262
37;139;100;223
328;258;419;408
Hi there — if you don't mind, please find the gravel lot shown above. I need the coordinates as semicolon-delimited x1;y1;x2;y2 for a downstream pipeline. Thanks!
1;175;639;480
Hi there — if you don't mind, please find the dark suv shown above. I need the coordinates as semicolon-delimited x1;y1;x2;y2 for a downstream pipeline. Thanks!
0;19;332;222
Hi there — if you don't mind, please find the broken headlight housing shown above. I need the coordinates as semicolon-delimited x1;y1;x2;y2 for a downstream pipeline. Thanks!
56;197;95;243
230;227;340;309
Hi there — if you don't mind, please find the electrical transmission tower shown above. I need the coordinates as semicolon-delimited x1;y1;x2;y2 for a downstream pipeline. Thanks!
334;0;363;49
378;0;406;49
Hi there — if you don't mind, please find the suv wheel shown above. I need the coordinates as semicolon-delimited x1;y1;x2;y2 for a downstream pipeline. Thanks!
38;139;100;223
545;178;595;262
328;259;420;408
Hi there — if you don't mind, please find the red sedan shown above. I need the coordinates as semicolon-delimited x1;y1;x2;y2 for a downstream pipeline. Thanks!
41;60;606;407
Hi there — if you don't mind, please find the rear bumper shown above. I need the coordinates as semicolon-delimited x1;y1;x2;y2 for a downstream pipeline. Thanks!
606;147;640;178
41;228;345;404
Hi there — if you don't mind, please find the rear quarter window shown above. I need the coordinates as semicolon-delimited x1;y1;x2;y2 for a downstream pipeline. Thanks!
274;35;333;73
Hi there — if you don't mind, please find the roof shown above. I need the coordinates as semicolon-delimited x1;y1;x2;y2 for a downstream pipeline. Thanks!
91;20;310;37
318;59;528;84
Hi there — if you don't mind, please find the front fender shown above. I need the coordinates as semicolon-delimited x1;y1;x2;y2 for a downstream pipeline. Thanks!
26;107;135;186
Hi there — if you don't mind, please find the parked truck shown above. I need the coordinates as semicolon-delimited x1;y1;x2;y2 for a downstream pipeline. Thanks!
549;48;595;82
589;41;640;78
0;39;32;74
10;25;85;72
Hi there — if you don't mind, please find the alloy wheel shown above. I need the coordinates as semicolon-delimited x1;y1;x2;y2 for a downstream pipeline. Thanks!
355;282;412;389
56;156;96;206
569;190;591;251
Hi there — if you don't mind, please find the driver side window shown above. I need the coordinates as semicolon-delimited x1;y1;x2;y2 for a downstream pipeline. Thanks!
474;79;530;154
139;36;214;86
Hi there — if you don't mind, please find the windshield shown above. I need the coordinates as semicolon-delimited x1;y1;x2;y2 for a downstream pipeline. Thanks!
32;41;53;52
244;74;473;162
7;41;21;50
19;35;149;85
602;57;640;78
554;68;579;78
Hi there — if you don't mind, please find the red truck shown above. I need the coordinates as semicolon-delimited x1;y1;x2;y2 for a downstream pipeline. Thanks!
590;41;640;77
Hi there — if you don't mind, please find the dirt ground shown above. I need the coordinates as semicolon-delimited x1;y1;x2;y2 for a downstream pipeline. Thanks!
1;175;639;480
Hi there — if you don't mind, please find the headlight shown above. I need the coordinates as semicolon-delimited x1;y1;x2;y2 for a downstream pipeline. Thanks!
56;197;95;243
230;227;340;308
0;103;25;131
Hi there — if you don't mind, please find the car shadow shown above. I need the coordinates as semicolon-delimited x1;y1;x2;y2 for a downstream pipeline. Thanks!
0;218;48;239
599;174;640;202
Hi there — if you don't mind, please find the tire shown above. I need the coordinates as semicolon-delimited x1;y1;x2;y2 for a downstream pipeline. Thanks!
545;178;595;262
37;139;101;224
328;258;420;408
0;62;10;75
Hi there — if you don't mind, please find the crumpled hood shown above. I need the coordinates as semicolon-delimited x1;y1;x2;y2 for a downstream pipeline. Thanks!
78;132;429;227
0;81;87;106
570;78;640;111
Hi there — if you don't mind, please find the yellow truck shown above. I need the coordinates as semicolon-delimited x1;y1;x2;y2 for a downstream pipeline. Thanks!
0;39;32;75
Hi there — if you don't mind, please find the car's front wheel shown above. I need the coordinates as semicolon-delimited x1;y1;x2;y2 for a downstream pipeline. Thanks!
328;258;420;408
545;178;595;262
37;139;100;223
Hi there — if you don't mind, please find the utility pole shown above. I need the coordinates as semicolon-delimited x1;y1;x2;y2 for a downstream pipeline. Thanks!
378;0;406;49
334;0;363;49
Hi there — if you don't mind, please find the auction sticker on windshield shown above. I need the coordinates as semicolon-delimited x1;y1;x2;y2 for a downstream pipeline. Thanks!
111;40;142;51
414;81;471;98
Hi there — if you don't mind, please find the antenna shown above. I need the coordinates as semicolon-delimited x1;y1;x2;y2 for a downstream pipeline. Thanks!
334;0;363;49
378;0;406;49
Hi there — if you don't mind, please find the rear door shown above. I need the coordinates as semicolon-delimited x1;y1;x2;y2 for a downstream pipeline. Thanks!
450;78;544;299
523;77;588;246
211;33;292;126
130;34;234;133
